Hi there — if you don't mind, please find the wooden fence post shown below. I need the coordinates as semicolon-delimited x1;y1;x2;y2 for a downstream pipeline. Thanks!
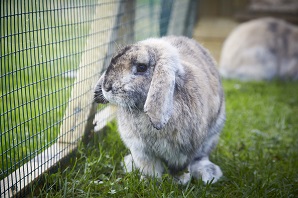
58;1;120;144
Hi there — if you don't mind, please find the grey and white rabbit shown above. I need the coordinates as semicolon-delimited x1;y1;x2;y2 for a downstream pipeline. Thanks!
220;17;298;81
94;36;225;184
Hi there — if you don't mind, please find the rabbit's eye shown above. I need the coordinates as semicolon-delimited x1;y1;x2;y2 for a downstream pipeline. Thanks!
136;64;147;73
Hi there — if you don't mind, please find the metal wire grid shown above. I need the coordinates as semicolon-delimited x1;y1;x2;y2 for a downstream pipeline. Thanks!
0;0;196;197
1;0;97;179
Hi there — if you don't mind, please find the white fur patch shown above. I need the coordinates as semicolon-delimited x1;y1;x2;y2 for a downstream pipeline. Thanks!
190;158;223;184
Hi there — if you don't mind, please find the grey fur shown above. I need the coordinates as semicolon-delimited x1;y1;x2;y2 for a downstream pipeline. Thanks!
219;17;298;81
94;36;225;184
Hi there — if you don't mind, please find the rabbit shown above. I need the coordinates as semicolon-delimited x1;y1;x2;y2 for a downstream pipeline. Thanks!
219;17;298;81
94;36;225;184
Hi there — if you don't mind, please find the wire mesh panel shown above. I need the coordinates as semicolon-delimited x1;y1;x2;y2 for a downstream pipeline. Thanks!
1;0;93;176
0;0;197;197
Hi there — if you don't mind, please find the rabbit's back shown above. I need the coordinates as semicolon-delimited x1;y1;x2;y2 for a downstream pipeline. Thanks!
164;36;225;133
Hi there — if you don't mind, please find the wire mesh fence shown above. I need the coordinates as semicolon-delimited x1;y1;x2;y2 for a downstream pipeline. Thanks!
0;0;197;197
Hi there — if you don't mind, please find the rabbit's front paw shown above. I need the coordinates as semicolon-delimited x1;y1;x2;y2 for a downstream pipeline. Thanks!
173;172;191;185
190;157;222;184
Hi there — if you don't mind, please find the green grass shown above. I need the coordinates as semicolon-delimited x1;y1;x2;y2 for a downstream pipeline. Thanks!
32;80;298;197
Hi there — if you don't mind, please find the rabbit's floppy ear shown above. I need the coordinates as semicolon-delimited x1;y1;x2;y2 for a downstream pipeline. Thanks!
94;73;109;104
144;49;183;130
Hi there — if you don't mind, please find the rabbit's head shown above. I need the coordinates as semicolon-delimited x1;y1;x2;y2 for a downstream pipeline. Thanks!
94;41;184;130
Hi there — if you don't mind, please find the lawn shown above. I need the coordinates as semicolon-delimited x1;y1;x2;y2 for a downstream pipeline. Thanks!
32;80;298;197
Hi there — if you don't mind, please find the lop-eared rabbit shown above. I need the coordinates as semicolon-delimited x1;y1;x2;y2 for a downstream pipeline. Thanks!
220;17;298;81
94;36;225;184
